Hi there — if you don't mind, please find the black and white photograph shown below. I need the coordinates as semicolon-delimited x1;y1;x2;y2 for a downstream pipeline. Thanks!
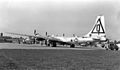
0;0;120;70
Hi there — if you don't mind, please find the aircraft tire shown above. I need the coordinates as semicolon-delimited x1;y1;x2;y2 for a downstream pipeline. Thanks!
115;47;119;51
70;44;75;48
47;44;50;46
105;47;108;50
106;48;108;50
52;42;57;47
114;45;119;51
110;47;114;50
101;44;105;48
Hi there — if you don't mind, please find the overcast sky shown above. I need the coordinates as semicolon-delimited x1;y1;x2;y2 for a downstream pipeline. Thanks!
0;0;120;40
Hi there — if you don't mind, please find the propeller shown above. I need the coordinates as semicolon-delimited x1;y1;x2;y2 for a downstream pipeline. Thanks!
63;33;65;37
33;29;39;44
45;32;48;46
34;29;39;36
0;33;3;37
73;34;75;37
34;29;36;36
46;32;48;36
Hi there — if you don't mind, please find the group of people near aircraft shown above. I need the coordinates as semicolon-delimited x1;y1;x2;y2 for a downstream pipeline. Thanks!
6;15;120;50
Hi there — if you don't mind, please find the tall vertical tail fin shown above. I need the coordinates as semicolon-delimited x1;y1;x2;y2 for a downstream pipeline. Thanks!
84;15;106;38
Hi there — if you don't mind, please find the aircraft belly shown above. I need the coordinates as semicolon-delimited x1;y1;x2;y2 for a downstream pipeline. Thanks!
77;39;93;43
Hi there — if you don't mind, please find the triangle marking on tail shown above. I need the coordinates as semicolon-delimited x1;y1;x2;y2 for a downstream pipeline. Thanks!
91;17;105;34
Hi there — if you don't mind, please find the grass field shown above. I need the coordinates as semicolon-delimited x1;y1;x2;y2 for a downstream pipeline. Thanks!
0;48;120;70
0;44;120;70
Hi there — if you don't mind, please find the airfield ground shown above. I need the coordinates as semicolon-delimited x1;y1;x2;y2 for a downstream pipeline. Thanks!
0;43;120;70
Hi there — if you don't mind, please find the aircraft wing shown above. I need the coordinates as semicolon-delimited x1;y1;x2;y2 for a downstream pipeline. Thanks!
6;32;75;46
5;32;47;40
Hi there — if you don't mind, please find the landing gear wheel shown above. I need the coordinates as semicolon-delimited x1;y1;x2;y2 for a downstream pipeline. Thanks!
101;44;105;48
110;47;114;50
105;47;108;50
115;48;119;51
70;44;75;48
52;42;57;47
115;46;119;51
48;44;50;46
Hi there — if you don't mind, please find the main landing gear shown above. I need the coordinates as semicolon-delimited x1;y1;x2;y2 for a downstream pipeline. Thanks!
51;42;57;47
70;44;75;48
